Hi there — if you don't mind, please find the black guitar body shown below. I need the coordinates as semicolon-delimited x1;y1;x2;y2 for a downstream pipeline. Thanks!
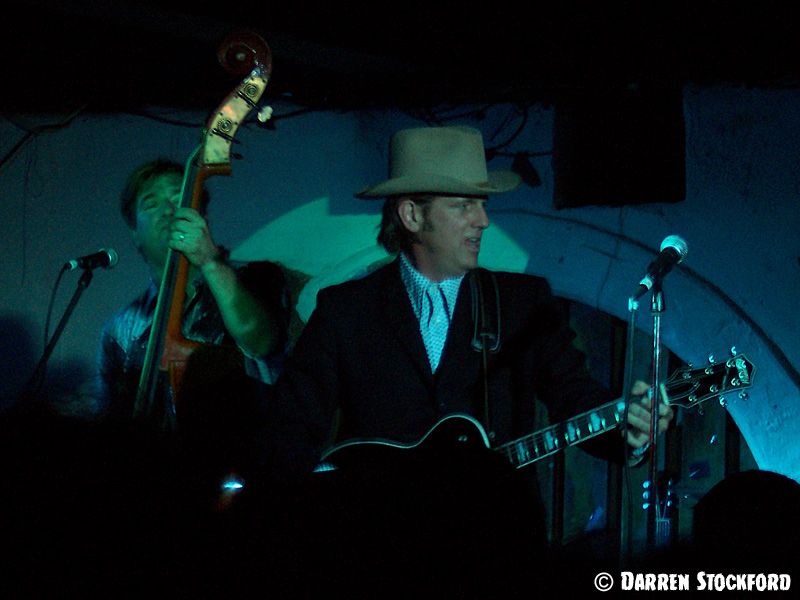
284;415;549;597
321;414;502;476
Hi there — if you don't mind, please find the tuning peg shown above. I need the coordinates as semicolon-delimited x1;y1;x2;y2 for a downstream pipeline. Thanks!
738;391;749;400
258;105;274;122
730;346;738;356
708;354;716;364
719;396;727;407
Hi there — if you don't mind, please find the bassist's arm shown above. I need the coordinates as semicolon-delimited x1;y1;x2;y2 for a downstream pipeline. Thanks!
171;206;285;359
200;256;283;358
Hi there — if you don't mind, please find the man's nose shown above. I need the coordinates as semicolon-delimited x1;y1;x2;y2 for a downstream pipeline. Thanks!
474;204;490;229
164;196;180;214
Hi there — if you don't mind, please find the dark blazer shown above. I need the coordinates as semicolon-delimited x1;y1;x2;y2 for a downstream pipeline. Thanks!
265;258;619;478
259;258;628;593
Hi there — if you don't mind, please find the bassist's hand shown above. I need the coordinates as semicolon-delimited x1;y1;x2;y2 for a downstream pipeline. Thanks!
169;207;222;268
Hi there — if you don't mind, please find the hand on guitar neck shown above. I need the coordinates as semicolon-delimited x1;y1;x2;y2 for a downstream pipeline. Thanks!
623;379;674;450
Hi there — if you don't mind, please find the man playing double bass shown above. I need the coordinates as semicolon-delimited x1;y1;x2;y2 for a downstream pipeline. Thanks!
96;159;288;468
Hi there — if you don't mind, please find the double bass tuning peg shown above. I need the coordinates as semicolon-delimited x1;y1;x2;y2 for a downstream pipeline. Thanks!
258;105;273;123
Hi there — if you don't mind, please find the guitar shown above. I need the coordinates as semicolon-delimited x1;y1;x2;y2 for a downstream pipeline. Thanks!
317;352;756;472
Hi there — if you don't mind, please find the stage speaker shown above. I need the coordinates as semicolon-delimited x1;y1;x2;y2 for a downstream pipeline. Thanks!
552;85;686;209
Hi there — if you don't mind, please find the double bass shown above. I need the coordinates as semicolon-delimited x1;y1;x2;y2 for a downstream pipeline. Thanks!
134;32;273;428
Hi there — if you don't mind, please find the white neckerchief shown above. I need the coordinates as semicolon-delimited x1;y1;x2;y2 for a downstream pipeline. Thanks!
399;253;464;372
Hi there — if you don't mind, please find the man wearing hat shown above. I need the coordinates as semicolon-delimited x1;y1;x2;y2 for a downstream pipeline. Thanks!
261;126;672;593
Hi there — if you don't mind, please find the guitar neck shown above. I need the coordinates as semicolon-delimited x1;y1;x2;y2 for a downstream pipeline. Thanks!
495;397;627;469
319;353;754;477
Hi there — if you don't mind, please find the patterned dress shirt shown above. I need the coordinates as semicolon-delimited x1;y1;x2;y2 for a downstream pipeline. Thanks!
398;253;464;373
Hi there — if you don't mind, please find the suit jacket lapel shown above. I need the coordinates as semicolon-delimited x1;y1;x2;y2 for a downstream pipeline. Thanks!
381;260;435;386
435;276;480;394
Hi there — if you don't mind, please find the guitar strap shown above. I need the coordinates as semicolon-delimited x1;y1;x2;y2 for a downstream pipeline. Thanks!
469;268;501;442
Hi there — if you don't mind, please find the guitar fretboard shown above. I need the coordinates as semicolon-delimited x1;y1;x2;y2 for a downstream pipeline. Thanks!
495;399;627;469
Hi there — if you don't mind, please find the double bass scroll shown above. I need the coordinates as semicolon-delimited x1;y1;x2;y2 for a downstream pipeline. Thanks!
134;32;273;425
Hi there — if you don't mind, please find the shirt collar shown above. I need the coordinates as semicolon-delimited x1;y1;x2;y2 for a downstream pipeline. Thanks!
398;253;464;321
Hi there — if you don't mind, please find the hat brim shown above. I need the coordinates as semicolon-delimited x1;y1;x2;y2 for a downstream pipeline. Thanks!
356;170;521;198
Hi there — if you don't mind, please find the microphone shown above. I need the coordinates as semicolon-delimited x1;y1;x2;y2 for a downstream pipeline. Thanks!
631;235;688;300
65;248;119;271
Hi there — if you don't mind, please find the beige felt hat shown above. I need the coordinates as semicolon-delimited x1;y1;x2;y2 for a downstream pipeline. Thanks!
357;126;520;197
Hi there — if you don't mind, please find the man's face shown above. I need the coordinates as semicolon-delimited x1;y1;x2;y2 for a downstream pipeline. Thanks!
132;172;182;271
409;195;489;281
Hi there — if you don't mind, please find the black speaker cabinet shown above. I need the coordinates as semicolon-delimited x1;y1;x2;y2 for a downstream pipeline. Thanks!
553;85;686;209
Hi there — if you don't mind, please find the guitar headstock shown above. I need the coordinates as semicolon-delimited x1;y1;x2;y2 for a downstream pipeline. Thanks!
663;349;755;409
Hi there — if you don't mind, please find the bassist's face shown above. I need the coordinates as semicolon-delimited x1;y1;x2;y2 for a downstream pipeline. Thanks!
132;172;182;275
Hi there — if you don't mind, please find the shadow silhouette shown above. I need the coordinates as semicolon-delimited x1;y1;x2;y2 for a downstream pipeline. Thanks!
0;314;35;411
1;313;97;418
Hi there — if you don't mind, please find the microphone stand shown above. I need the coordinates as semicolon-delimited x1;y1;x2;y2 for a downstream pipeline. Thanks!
619;293;641;569
645;280;665;551
23;268;94;404
619;279;667;568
